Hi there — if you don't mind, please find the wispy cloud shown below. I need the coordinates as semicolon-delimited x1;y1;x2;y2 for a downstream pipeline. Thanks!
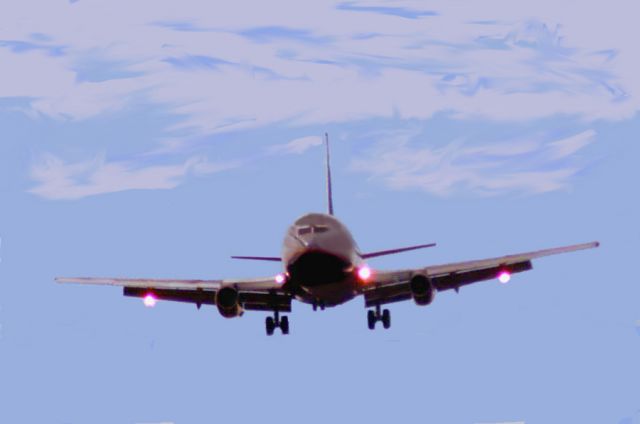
351;127;596;196
269;135;323;155
337;2;437;19
239;26;333;45
0;0;636;133
163;55;231;71
29;153;236;200
73;55;143;83
0;39;66;56
0;0;630;199
547;129;596;160
151;19;211;32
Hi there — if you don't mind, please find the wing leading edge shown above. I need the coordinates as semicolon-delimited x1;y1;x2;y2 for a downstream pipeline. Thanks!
55;276;283;291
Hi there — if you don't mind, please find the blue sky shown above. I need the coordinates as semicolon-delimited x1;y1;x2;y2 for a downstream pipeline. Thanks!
1;1;639;423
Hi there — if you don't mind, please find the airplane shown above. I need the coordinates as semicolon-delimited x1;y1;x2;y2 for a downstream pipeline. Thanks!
57;134;599;335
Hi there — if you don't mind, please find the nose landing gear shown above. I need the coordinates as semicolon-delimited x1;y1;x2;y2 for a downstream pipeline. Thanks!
265;310;289;336
312;300;325;311
367;304;391;330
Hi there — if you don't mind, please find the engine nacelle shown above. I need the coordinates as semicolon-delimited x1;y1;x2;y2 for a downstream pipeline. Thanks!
410;274;436;306
216;287;243;318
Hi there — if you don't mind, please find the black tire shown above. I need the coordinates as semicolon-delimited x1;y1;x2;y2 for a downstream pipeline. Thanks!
281;316;290;335
367;310;376;330
382;309;391;329
266;316;275;336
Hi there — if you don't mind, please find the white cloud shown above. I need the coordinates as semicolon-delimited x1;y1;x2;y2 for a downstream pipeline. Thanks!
3;0;630;198
0;48;146;120
0;0;638;132
351;128;594;196
547;129;596;160
269;135;323;154
28;153;236;200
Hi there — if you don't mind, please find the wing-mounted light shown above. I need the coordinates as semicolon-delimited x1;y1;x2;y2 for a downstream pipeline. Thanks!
497;270;511;284
143;292;157;307
357;265;373;283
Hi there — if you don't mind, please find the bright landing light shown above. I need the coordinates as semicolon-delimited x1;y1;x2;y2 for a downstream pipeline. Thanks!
358;266;372;282
143;293;157;307
498;271;511;284
275;273;286;284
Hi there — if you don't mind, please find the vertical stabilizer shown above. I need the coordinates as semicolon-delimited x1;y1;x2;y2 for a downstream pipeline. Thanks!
325;132;334;215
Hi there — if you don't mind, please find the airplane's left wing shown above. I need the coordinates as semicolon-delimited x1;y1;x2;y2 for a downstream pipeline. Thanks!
361;241;599;307
56;276;290;312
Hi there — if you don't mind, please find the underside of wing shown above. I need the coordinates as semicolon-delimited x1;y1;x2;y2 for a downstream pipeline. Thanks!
362;241;599;307
120;287;291;312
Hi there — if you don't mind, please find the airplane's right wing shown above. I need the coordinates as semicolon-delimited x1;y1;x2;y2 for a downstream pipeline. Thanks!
56;276;291;312
361;241;599;307
56;277;225;290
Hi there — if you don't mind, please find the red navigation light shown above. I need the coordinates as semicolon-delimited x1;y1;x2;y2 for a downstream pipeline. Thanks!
358;265;372;282
498;270;511;284
143;293;157;307
275;273;286;284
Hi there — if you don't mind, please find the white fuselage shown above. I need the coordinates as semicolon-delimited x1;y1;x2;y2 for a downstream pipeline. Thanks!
281;213;364;306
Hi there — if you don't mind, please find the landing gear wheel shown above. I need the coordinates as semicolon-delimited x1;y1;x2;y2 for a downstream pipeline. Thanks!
281;316;290;335
266;316;275;336
382;309;391;329
367;310;376;330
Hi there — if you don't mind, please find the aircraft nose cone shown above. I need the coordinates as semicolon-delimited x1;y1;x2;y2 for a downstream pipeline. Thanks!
306;239;321;250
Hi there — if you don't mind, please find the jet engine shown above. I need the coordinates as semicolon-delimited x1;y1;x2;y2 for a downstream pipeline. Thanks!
410;274;436;306
216;287;243;318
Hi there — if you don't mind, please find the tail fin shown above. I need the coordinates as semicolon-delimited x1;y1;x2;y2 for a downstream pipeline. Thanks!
325;132;334;215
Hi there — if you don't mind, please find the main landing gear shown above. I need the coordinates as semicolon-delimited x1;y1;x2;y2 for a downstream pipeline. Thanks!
367;304;391;330
312;300;325;311
265;310;289;336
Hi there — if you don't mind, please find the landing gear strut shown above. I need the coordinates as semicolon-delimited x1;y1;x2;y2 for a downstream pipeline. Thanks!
265;310;289;336
312;300;325;311
367;304;391;330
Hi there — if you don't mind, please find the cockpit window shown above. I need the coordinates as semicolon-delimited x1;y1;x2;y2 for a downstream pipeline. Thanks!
297;225;329;235
298;226;312;236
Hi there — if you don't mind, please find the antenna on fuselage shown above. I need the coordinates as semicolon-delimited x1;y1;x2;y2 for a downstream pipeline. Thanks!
325;132;334;216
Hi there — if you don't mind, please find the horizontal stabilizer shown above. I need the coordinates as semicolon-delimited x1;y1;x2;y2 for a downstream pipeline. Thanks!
361;243;436;259
231;256;282;262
